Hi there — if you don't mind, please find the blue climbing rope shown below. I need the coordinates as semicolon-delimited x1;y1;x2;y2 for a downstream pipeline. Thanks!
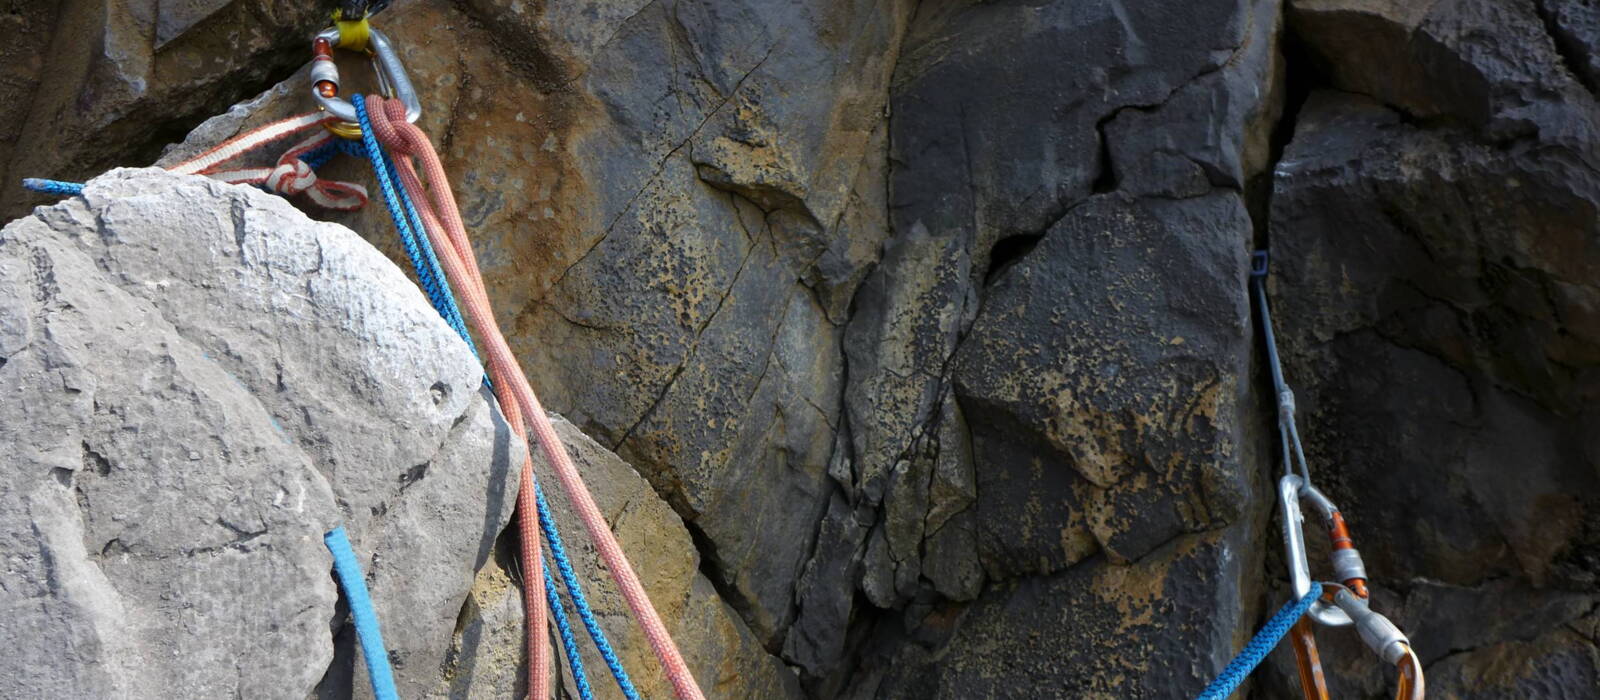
352;94;477;355
21;178;85;196
302;137;364;171
324;527;401;700
545;561;597;700
538;485;642;700
1194;586;1322;700
351;94;638;698
375;146;476;355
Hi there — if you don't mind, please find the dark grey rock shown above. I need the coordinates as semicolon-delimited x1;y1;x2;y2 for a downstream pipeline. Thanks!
851;531;1255;699
888;0;1266;281
1289;0;1600;151
1539;0;1600;94
17;0;1600;694
784;489;872;680
953;191;1253;570
1262;87;1600;696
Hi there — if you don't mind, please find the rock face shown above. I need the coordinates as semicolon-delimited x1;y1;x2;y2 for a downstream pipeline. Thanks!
8;0;1600;697
162;0;912;676
0;168;517;697
0;1;337;221
1256;0;1600;694
447;416;801;700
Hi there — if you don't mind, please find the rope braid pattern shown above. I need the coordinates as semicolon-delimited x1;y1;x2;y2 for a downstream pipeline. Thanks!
544;562;596;700
363;94;705;700
21;178;85;196
351;95;550;698
356;95;639;697
538;486;642;700
1195;586;1322;700
350;104;475;353
325;527;401;700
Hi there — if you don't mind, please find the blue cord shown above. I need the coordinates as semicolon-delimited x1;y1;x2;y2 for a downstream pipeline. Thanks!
22;178;85;196
324;527;401;700
301;138;357;171
545;560;597;700
376;146;477;356
1194;586;1322;700
538;486;642;700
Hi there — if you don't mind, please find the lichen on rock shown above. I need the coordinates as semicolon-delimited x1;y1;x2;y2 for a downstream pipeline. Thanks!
4;0;1600;696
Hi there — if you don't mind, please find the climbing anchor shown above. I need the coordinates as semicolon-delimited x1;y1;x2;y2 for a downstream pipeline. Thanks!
310;6;420;139
1196;252;1424;700
1254;250;1423;699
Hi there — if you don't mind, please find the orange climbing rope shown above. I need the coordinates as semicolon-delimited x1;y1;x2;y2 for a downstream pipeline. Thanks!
363;95;706;700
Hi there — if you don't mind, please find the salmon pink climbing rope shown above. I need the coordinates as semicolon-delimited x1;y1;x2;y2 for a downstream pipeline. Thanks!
363;95;706;700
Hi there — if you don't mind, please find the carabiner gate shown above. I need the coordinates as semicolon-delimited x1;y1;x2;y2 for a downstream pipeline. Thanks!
1279;474;1353;627
310;25;421;138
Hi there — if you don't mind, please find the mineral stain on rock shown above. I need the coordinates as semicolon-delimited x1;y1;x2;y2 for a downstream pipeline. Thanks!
3;0;1598;697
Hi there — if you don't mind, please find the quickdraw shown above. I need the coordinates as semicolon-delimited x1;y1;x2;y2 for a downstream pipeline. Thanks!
1242;250;1424;700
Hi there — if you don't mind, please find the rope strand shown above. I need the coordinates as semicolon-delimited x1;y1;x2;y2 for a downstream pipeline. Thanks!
364;93;705;700
325;527;401;700
539;486;642;700
353;94;552;698
1195;586;1322;700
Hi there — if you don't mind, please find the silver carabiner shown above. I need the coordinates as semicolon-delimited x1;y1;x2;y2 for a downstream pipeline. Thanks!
1328;582;1411;665
309;26;421;127
1279;474;1353;627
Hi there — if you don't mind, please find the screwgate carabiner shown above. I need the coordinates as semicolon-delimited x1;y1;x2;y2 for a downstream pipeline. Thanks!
310;25;421;139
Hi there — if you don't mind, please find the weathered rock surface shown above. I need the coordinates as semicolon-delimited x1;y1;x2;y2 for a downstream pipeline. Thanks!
1259;0;1600;695
848;530;1255;700
815;0;1282;694
446;416;802;700
0;168;516;697
8;0;1600;696
0;1;337;221
161;0;910;666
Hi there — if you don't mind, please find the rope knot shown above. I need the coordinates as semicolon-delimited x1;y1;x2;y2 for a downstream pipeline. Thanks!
266;158;317;195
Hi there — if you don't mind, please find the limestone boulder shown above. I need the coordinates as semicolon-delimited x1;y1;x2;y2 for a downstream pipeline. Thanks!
0;167;517;698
